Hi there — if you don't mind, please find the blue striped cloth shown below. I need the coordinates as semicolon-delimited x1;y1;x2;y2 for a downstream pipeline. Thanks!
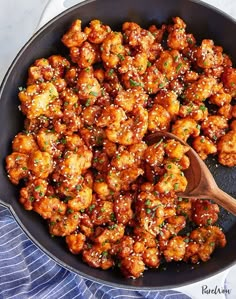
0;205;190;299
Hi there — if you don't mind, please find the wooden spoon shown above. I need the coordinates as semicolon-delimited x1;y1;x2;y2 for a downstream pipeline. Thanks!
146;131;236;216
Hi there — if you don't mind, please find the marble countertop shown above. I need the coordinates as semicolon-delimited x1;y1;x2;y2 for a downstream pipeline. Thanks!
0;0;48;82
0;0;236;298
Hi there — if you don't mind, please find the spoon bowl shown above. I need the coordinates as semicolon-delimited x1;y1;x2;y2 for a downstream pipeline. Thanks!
146;131;236;216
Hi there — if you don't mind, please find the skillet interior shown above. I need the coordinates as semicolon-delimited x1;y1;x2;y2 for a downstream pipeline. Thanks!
0;0;236;289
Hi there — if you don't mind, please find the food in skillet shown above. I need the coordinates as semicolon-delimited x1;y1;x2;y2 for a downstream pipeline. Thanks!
6;16;236;278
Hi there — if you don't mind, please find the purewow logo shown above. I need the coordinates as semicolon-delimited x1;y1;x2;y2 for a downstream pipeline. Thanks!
201;285;232;295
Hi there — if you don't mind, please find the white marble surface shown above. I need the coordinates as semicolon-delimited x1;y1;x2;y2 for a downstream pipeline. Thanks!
0;0;49;82
0;0;236;297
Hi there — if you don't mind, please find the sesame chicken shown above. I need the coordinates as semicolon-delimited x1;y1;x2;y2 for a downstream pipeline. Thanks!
19;178;48;210
154;90;180;119
175;197;192;219
171;118;200;142
33;196;67;219
93;180;111;199
19;82;62;120
70;42;97;68
80;126;106;148
120;255;145;279
192;199;220;226
110;235;134;258
148;104;171;132
54;147;92;180
217;130;236;167
165;215;186;236
76;66;101;104
96;104;127;130
128;142;148;162
66;232;86;254
155;162;188;193
82;243;114;270
209;87;232;107
164;139;189;161
105;105;148;145
12;132;38;154
183;76;218;103
49;211;80;237
107;166;144;192
61;19;87;48
178;102;208;122
111;147;136;170
67;185;93;211
148;24;166;44
221;67;236;97
144;142;165;167
218;104;235;119
27;58;54;85
81;105;102;126
101;31;125;68
119;52;149;75
186;226;226;263
6;17;230;279
27;150;53;179
164;236;186;262
84;19;111;44
142;64;168;94
192;136;217;160
79;213;94;237
201;115;228;141
89;200;114;226
167;17;188;50
27;55;70;86
92;223;125;244
122;21;155;52
136;191;165;236
195;39;224;69
155;49;189;80
143;247;160;268
114;87;148;112
113;193;133;225
36;128;60;157
92;150;110;172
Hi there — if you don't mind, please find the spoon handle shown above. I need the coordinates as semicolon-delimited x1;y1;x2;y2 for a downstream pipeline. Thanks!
211;188;236;216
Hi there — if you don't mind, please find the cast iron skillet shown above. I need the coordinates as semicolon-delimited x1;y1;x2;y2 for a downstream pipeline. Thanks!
0;0;236;290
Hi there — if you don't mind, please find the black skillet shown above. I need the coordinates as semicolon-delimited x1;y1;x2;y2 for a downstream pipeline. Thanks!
0;0;236;290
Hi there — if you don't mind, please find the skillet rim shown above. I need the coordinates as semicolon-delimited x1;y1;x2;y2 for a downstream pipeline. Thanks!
0;0;236;290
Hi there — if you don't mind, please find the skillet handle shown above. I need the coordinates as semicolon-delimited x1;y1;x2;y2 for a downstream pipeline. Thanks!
0;198;12;209
36;0;86;30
